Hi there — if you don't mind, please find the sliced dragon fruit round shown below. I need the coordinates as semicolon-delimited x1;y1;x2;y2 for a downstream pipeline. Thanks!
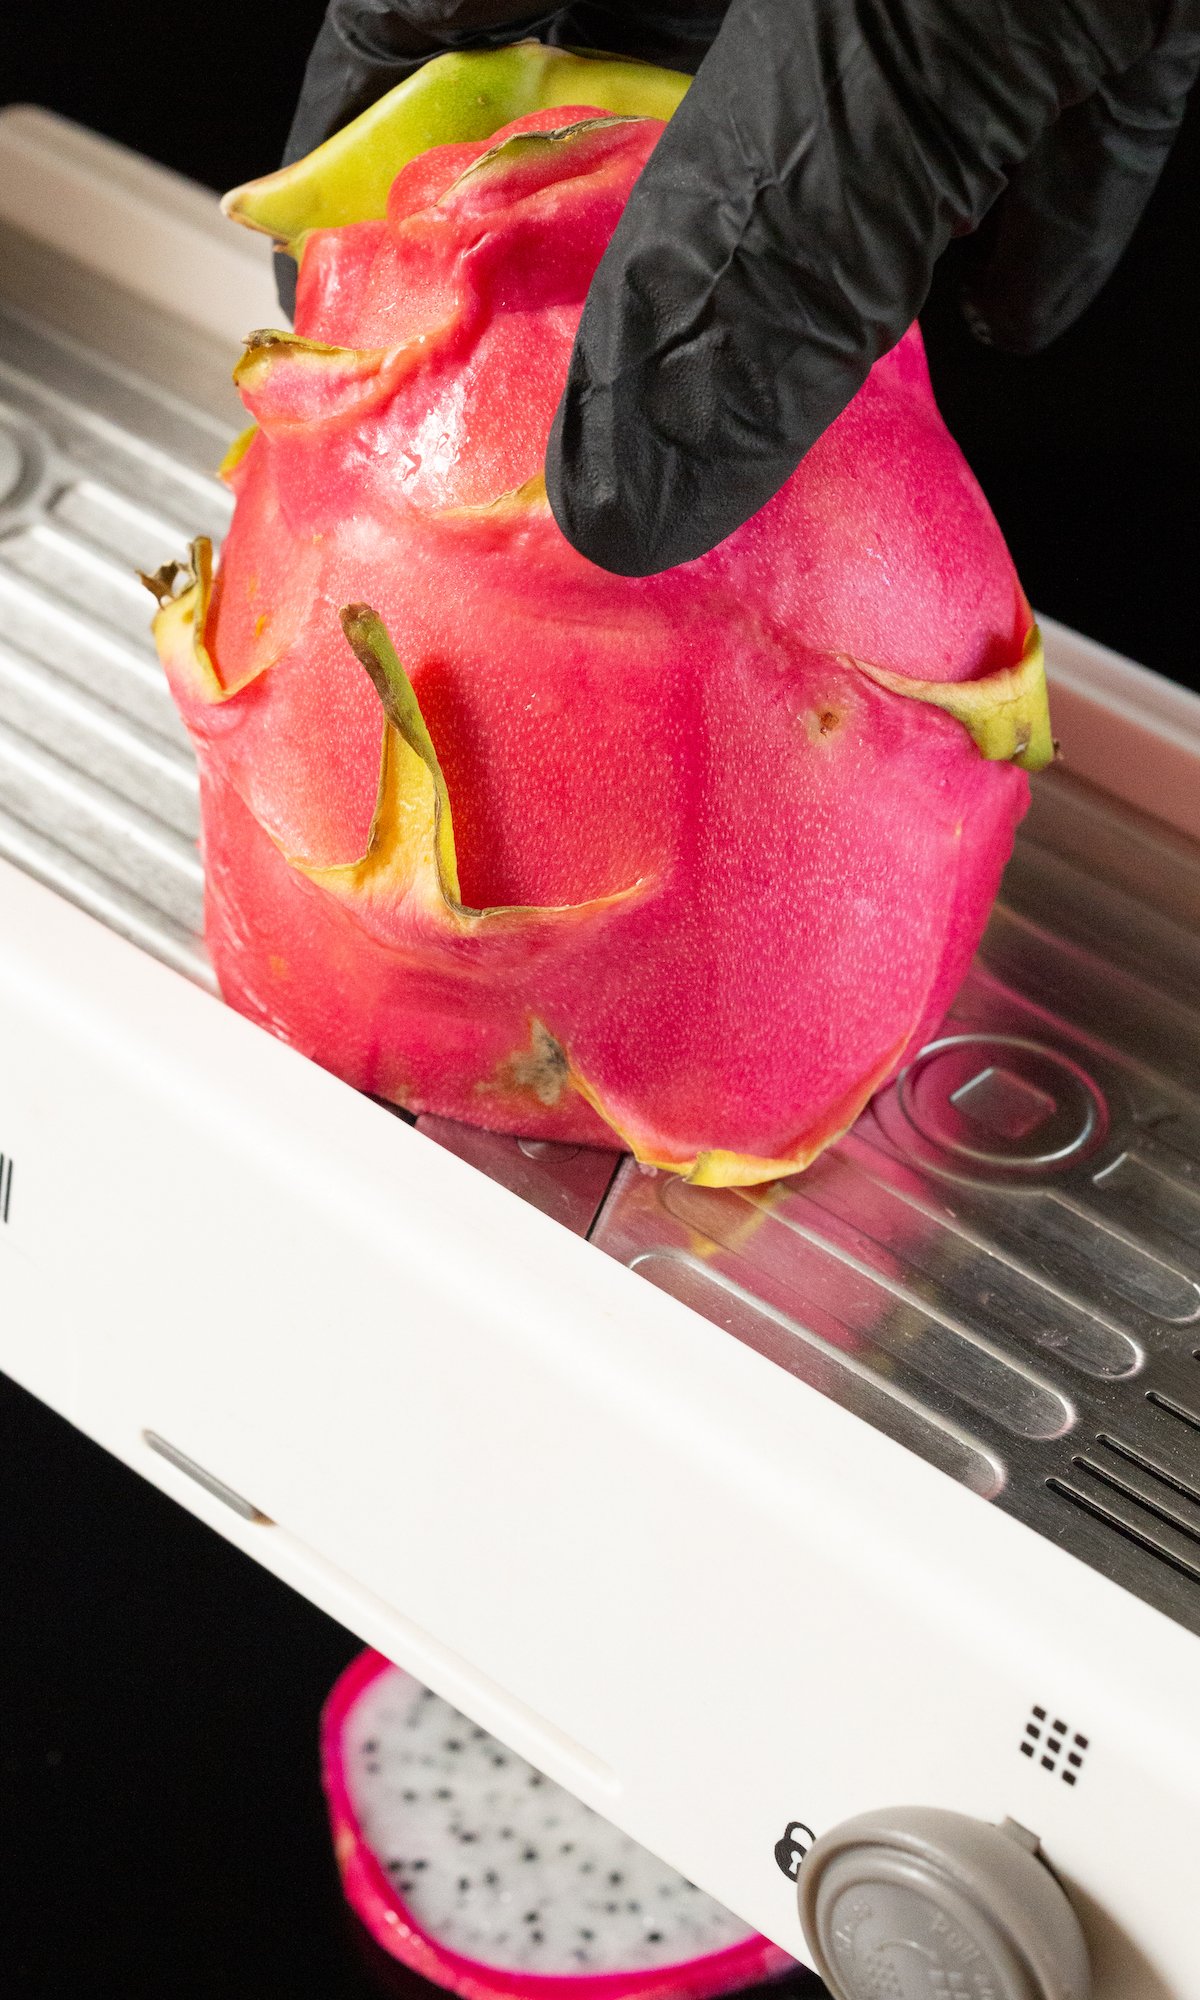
322;1651;796;2000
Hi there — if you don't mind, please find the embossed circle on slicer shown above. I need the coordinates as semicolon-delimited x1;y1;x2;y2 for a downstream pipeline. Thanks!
0;410;50;522
880;1034;1111;1185
518;1136;581;1162
0;425;21;506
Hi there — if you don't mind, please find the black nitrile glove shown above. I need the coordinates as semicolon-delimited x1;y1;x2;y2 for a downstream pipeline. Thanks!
282;0;1200;575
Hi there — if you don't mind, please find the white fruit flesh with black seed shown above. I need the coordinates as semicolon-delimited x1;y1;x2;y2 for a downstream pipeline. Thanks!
344;1668;756;1976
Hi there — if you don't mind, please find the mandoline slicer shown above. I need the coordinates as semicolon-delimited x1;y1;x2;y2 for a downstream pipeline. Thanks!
1;105;1198;2000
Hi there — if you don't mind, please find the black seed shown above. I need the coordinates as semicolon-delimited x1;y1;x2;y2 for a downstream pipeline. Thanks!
363;1739;379;1753
647;1932;663;1943
501;1828;515;1840
608;1873;623;1886
402;1790;418;1802
523;1848;539;1862
580;1929;595;1942
472;1727;486;1739
529;1773;544;1787
492;1755;508;1767
605;1902;618;1914
531;1931;544;1945
580;1862;595;1875
560;1843;575;1855
626;1901;641;1913
445;1738;464;1751
436;1788;452;1800
460;1832;478;1844
387;1860;404;1874
413;1860;428;1871
458;1878;471;1892
365;1761;380;1773
525;1912;540;1924
485;1871;499;1887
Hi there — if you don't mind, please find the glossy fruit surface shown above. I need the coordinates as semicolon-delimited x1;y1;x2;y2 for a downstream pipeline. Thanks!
148;46;1050;1184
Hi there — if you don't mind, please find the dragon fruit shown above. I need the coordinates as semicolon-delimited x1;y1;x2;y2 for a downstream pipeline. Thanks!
145;43;1051;1188
322;1649;794;1998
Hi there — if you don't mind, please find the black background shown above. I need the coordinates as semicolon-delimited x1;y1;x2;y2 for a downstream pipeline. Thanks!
2;6;1197;1995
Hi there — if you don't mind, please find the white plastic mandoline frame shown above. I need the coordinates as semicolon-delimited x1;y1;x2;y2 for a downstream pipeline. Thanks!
1;108;1199;2000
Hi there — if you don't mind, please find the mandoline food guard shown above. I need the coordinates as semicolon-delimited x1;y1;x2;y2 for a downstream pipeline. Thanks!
1;107;1198;2000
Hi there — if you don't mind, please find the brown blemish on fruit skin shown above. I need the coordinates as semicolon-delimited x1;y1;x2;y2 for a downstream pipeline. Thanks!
480;1019;571;1109
802;707;843;744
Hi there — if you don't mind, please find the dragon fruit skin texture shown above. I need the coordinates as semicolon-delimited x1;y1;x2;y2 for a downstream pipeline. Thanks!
150;47;1051;1189
322;1648;795;1999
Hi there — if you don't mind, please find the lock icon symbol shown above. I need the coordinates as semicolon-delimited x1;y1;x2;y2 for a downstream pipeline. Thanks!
773;1821;815;1879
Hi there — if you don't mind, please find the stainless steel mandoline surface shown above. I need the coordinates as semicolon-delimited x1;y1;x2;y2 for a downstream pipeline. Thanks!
3;221;1199;1639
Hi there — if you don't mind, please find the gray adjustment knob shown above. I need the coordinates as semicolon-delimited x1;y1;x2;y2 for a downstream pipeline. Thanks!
797;1808;1091;2000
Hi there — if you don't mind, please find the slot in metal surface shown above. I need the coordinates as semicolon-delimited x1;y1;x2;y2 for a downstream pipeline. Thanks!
143;1430;271;1523
3;221;1198;1637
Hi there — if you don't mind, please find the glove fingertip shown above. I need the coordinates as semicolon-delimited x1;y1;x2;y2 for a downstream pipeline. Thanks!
545;390;658;578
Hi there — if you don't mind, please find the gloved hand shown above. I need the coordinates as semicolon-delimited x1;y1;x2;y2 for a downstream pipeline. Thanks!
282;0;1200;575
